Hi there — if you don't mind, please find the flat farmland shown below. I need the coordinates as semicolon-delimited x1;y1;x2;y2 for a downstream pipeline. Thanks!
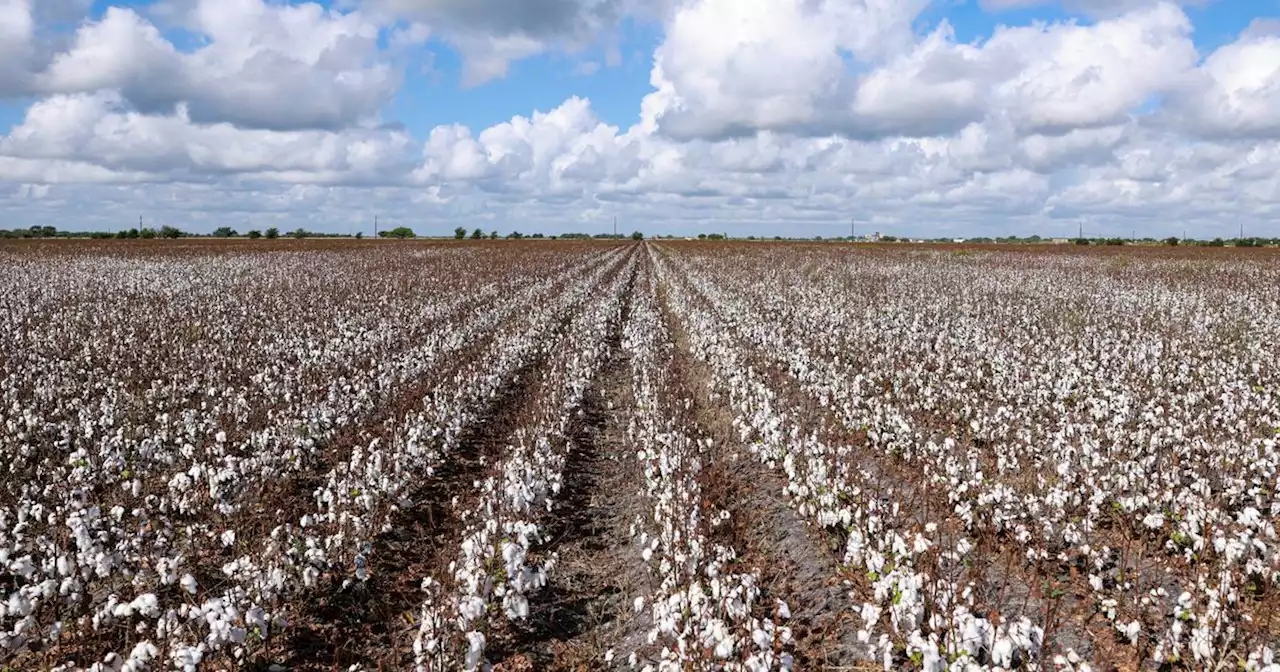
1;240;1278;671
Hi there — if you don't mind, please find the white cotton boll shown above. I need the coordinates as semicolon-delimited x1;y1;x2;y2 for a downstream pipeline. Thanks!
1123;620;1141;643
634;596;645;613
220;530;236;547
180;574;198;595
124;640;158;672
246;606;266;628
131;594;160;618
992;637;1014;667
776;600;791;620
464;631;486;671
460;596;486;624
714;633;735;658
215;431;227;444
504;593;529;620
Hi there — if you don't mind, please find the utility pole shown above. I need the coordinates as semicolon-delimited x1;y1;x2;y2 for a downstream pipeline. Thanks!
613;215;617;238
374;215;378;238
1078;220;1083;240
851;217;856;242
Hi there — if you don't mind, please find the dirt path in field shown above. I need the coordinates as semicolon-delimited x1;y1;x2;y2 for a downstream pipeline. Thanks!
276;256;634;671
487;261;652;671
654;279;871;670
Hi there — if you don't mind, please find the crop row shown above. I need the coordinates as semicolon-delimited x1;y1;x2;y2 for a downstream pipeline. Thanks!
654;244;1280;671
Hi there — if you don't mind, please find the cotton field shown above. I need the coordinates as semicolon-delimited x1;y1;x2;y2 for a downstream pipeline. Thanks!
1;239;1278;672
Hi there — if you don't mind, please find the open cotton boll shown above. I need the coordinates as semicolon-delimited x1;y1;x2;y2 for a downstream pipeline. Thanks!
463;630;486;670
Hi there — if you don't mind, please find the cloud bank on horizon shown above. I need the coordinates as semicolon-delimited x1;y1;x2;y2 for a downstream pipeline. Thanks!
0;0;1276;238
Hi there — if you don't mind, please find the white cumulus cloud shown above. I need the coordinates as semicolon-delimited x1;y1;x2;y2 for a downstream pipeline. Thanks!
0;0;1278;239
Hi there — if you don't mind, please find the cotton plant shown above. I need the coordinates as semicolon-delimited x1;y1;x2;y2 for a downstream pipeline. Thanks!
5;238;1280;670
615;263;793;671
0;245;625;668
413;253;636;670
653;244;1280;669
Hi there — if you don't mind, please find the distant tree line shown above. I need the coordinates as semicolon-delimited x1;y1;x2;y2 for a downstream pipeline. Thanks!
10;223;1267;245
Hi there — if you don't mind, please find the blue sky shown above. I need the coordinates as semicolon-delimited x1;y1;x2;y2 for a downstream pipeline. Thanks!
2;0;1262;137
0;0;1277;238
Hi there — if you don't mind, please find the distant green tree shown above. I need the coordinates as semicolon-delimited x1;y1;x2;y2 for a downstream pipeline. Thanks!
507;231;524;239
471;228;484;239
489;231;498;239
379;226;415;239
213;226;237;238
126;228;140;239
454;227;467;239
115;230;129;239
247;230;262;239
140;228;156;239
160;225;182;239
1165;237;1180;246
291;228;309;239
1207;238;1225;247
265;227;279;240
354;232;363;240
631;231;644;240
